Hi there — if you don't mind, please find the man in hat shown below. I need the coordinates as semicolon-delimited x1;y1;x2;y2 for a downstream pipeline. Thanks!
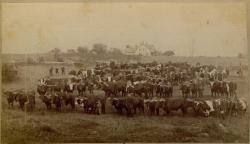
49;66;53;76
61;67;65;75
96;100;102;115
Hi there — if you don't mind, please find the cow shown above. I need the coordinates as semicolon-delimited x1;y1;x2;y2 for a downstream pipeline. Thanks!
155;83;162;97
201;99;232;118
77;82;86;97
52;93;62;111
111;96;143;117
126;84;135;96
25;91;36;112
192;100;210;116
81;96;106;114
229;81;237;97
8;90;36;111
112;97;130;116
144;98;165;115
163;98;196;116
220;81;229;97
16;92;28;111
64;83;76;94
212;99;230;119
130;96;144;114
235;98;247;116
157;83;173;98
39;95;52;110
87;82;95;95
116;81;127;97
202;100;215;117
61;92;75;110
100;81;117;97
210;81;220;97
82;97;98;114
37;85;48;96
190;82;198;98
3;91;18;108
133;82;145;97
180;83;191;98
143;82;154;98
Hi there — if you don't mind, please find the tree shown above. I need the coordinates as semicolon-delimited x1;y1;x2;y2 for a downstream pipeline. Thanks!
110;48;123;56
2;63;18;82
27;57;36;64
110;61;116;69
77;46;89;56
38;56;45;63
91;43;107;55
151;60;158;66
56;56;64;62
50;48;61;61
163;50;175;56
151;50;162;56
238;53;244;59
51;48;61;58
67;49;76;54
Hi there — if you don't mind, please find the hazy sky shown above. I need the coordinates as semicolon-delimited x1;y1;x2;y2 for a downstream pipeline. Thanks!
2;2;247;56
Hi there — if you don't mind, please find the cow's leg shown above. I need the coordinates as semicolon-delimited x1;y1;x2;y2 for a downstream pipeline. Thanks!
8;101;10;109
21;102;25;111
122;90;125;97
156;108;159;115
181;107;186;116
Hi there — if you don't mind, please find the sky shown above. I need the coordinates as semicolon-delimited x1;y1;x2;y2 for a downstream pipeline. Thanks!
2;2;247;56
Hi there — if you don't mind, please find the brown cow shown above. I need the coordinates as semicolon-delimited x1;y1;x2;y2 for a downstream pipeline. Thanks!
3;91;18;108
163;98;195;116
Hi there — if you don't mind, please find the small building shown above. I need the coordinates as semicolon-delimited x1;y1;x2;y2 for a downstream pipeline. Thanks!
134;44;151;56
124;41;157;56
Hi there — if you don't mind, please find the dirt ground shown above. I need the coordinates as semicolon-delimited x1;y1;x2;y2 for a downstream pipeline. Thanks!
1;64;249;143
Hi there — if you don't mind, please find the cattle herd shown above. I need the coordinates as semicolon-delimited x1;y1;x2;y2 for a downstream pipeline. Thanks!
3;61;247;119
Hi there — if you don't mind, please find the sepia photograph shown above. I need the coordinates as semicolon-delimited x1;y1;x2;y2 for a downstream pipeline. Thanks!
1;1;249;143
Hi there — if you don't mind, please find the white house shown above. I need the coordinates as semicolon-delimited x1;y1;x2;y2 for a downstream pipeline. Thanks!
124;42;156;56
134;44;151;56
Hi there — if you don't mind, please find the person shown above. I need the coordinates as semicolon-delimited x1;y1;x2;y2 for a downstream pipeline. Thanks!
77;70;82;77
49;66;53;76
45;87;52;98
61;67;65;75
107;76;111;82
55;68;59;74
96;100;102;115
39;78;46;85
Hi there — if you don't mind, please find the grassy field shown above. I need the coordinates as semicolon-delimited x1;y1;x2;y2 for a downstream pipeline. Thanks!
141;56;248;66
1;64;249;143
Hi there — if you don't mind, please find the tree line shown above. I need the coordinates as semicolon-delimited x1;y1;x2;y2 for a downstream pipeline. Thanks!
28;43;175;64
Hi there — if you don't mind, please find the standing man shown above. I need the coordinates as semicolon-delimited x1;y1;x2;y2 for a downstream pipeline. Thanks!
239;62;243;78
55;68;59;75
61;67;65;75
96;100;102;115
49;66;53;76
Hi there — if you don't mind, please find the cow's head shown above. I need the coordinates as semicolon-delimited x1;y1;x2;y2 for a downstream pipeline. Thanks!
194;101;211;117
203;109;210;117
111;98;119;106
82;97;88;101
2;90;11;96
